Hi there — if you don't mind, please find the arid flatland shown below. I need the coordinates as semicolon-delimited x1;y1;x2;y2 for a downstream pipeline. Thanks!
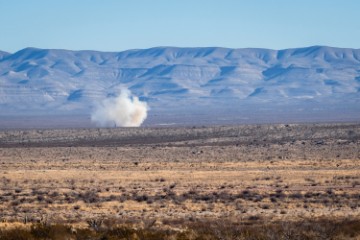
0;123;360;239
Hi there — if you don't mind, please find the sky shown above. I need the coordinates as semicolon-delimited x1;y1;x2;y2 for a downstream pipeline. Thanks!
1;0;360;53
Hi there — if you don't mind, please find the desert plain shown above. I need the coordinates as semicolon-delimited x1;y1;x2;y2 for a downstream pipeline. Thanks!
0;123;360;239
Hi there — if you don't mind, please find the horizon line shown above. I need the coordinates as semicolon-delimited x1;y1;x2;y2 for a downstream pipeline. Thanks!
2;45;360;55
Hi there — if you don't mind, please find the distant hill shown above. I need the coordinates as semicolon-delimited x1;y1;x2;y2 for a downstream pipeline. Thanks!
0;46;359;125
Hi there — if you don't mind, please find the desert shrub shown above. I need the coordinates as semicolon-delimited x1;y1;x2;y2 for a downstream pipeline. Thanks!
30;223;72;239
14;188;22;194
280;210;287;214
79;190;99;203
36;195;44;202
261;204;270;209
0;228;33;240
289;192;303;199
135;194;149;202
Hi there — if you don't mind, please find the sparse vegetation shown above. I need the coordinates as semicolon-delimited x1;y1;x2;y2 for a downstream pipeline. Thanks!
1;218;360;239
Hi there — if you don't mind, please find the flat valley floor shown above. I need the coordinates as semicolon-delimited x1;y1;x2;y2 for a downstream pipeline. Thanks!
0;123;360;238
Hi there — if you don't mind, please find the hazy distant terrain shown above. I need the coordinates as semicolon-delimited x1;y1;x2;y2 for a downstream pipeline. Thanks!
1;46;360;127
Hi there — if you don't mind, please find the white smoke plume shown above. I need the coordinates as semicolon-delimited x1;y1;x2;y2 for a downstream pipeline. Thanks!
91;89;148;127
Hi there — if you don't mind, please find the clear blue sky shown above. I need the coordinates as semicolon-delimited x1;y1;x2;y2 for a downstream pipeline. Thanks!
1;0;359;53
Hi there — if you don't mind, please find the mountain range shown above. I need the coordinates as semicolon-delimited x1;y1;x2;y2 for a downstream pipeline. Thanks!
0;46;360;126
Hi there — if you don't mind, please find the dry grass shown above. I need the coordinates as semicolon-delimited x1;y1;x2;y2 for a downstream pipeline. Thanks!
1;218;360;240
